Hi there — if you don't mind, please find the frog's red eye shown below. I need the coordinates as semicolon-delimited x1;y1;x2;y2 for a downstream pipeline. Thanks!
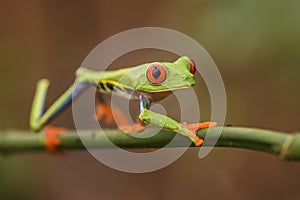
146;64;166;84
189;58;196;74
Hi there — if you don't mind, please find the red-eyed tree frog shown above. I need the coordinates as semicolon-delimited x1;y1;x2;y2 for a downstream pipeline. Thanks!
30;56;216;152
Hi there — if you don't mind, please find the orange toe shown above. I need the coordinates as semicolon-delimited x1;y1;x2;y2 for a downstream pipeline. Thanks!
44;125;65;153
195;136;204;147
183;121;217;131
148;148;156;152
118;123;144;134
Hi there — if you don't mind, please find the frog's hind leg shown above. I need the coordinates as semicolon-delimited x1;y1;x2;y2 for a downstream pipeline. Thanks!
30;79;87;131
30;79;88;152
95;93;129;126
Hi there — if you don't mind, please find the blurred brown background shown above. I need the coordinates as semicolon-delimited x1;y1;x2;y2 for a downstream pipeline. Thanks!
0;1;300;200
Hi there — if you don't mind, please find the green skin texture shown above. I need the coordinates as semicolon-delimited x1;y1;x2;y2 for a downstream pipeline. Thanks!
30;56;200;145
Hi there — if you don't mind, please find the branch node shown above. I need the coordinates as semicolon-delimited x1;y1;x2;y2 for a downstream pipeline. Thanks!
279;134;295;160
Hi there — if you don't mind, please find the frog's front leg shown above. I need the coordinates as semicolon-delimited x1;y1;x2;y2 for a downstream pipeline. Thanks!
139;109;204;146
138;95;216;146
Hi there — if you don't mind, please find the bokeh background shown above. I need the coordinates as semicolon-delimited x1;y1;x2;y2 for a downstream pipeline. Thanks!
0;1;300;199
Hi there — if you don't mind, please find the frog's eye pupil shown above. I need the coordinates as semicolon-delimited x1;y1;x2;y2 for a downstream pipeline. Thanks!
152;68;161;79
146;64;166;84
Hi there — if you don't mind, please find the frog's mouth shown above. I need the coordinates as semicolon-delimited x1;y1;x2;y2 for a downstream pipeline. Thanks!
139;86;193;102
147;86;191;93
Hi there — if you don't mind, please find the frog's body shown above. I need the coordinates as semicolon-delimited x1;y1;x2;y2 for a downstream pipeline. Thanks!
30;56;216;151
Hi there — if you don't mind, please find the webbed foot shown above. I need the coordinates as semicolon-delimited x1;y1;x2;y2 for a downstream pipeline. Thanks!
44;125;65;153
182;121;217;146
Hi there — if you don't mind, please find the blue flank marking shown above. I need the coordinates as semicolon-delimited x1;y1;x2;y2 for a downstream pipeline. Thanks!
72;83;87;98
47;83;88;123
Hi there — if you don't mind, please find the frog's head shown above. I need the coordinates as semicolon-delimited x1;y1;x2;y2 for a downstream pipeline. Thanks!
132;56;196;93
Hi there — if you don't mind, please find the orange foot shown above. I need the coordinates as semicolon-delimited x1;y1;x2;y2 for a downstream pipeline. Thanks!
95;103;129;126
118;122;144;134
182;121;217;146
44;125;65;153
95;103;114;124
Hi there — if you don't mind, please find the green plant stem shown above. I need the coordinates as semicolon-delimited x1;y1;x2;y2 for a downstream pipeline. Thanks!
0;127;299;160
